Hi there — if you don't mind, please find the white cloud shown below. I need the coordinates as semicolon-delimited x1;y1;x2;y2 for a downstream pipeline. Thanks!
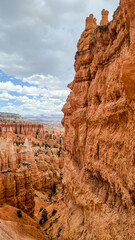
0;80;70;100
0;80;67;116
0;0;119;79
0;81;46;96
0;98;64;116
22;74;64;90
0;92;15;101
0;0;119;116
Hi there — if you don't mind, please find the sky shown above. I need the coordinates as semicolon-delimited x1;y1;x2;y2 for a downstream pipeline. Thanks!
0;0;119;118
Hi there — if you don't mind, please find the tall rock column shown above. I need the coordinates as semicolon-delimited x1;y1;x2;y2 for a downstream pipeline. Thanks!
100;9;109;26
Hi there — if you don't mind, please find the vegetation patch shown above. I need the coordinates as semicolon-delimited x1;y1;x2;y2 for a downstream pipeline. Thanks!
17;210;22;218
39;208;48;225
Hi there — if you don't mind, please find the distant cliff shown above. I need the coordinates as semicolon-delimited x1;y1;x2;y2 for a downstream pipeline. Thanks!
62;0;135;239
0;112;28;122
0;122;45;136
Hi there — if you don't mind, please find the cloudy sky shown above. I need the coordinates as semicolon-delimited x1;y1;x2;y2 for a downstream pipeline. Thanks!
0;0;119;118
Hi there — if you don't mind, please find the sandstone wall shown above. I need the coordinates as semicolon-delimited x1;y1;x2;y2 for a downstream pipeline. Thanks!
0;122;45;137
0;130;64;218
0;138;41;217
62;1;135;239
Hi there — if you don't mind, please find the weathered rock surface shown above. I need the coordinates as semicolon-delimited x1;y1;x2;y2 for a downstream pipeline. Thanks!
62;0;135;239
100;9;109;26
0;128;64;221
0;138;40;217
0;122;45;137
0;205;45;240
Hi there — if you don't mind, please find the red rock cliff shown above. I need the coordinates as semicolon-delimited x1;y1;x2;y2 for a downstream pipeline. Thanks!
62;0;135;239
0;122;45;137
0;138;41;217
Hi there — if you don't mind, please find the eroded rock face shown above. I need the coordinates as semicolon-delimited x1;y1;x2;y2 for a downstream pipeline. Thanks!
0;138;40;217
0;128;65;220
0;122;45;137
62;1;135;239
100;9;109;26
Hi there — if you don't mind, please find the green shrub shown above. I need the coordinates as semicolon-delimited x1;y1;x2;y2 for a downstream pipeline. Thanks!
39;219;42;225
62;185;64;194
39;208;48;225
51;209;57;216
60;173;63;180
53;144;57;148
49;134;52;139
39;207;43;213
51;183;56;194
17;210;22;218
53;217;59;223
34;193;39;197
51;150;53;155
57;150;60;157
35;129;39;138
57;227;62;237
49;222;53;227
45;143;50;148
41;209;48;223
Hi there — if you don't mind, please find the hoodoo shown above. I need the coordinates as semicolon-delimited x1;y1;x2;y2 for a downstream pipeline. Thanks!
0;122;45;136
62;0;135;239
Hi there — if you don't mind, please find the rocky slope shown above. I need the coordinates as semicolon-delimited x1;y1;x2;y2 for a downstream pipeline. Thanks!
0;205;45;240
62;0;135;239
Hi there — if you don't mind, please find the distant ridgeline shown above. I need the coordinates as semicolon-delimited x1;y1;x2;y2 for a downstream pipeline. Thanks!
0;112;28;123
0;112;63;128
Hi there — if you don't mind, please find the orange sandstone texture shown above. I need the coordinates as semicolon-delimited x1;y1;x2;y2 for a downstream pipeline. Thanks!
0;128;64;222
62;1;135;239
0;205;45;240
100;9;109;26
0;138;39;217
0;122;45;137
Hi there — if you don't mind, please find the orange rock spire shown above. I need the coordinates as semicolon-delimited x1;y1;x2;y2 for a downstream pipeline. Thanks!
85;14;97;30
100;9;109;26
77;14;97;51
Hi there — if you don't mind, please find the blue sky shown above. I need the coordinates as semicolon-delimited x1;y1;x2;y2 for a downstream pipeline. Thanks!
0;0;119;117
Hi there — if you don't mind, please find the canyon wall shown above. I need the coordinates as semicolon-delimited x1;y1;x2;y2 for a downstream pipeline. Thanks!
0;129;64;219
0;138;41;217
0;122;45;137
62;0;135;239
